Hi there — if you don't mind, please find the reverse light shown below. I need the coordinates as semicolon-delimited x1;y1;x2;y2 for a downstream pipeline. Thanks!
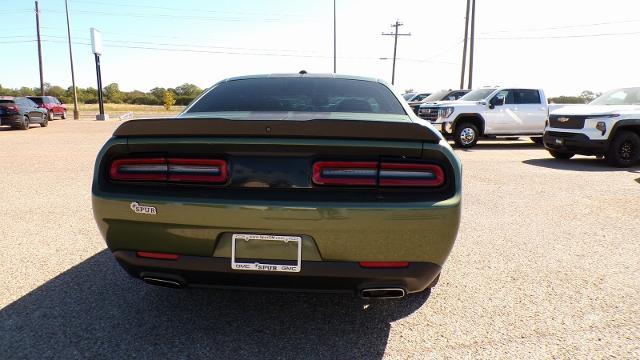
379;163;445;187
110;158;167;181
312;161;377;186
359;262;409;268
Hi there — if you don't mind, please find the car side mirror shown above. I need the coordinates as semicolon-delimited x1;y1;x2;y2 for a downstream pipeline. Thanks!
489;97;504;109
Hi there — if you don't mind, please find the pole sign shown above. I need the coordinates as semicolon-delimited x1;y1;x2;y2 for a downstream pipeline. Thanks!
90;27;102;55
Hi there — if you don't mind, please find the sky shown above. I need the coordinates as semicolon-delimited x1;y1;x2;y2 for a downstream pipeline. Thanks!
1;0;640;97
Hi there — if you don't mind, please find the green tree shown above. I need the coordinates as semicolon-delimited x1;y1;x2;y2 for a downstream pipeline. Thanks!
174;83;203;97
163;90;175;110
149;87;166;103
103;83;124;103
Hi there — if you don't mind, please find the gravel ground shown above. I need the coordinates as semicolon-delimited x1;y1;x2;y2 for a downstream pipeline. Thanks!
0;120;638;359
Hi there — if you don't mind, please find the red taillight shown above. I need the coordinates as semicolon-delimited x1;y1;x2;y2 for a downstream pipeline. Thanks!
4;105;19;112
359;262;409;268
110;158;167;181
379;162;444;187
109;157;228;184
167;158;228;183
312;161;377;186
312;161;445;187
136;251;180;260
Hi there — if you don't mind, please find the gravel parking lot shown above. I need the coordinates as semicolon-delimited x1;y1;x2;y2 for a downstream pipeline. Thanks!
1;120;638;359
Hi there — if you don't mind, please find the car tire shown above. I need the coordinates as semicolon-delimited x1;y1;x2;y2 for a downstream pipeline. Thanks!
530;137;543;145
61;110;67;119
453;122;479;148
548;150;574;159
15;115;30;130
40;116;48;127
47;110;53;121
606;130;640;167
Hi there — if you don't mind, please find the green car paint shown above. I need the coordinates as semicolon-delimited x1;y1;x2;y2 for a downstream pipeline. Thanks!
92;136;461;266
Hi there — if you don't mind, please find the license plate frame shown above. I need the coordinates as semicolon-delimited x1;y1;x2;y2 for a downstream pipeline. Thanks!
231;233;302;273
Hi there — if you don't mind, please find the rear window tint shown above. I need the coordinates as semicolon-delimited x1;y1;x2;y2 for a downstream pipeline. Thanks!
515;89;541;104
187;78;406;115
0;100;15;104
27;97;44;104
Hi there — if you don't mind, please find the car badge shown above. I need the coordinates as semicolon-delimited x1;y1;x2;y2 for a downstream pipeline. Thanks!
557;117;570;122
130;202;157;215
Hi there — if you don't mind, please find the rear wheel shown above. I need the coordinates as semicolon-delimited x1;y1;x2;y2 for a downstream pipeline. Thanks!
47;110;53;121
530;137;543;145
453;122;479;148
548;150;574;159
14;115;30;130
40;116;48;127
606;130;640;167
61;110;67;119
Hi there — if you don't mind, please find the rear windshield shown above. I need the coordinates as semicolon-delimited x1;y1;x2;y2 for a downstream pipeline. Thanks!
186;78;406;115
27;97;43;104
460;88;496;101
0;100;15;104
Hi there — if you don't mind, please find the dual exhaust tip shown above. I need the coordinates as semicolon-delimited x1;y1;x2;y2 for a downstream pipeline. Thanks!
143;276;406;299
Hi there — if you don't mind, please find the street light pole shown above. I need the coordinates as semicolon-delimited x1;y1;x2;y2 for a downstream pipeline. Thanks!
382;20;410;85
333;0;336;73
460;0;471;89
65;0;79;119
467;0;476;89
34;1;44;96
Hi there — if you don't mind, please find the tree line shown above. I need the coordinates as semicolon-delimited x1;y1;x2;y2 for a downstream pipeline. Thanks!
0;82;204;106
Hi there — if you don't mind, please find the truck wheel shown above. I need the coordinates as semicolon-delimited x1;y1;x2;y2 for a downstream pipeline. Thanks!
606;130;640;167
530;137;543;145
548;150;574;159
454;122;479;148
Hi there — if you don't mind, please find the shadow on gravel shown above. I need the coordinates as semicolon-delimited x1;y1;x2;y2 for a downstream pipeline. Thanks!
523;158;640;172
0;250;430;359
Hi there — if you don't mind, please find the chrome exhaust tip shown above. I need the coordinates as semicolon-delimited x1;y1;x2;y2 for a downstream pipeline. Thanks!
360;288;406;299
142;277;183;289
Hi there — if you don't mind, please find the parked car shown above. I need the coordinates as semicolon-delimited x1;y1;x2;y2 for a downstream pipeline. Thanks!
544;87;640;167
27;96;67;120
92;73;462;299
403;92;431;103
410;89;470;114
0;96;48;130
417;87;549;148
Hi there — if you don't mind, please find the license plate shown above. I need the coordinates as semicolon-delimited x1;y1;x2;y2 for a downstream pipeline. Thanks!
231;234;302;273
554;138;564;145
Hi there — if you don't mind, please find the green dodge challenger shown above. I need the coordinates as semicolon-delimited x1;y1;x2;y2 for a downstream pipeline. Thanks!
92;73;462;299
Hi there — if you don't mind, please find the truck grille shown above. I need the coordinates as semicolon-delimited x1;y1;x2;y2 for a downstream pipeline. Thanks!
418;107;439;122
549;115;586;129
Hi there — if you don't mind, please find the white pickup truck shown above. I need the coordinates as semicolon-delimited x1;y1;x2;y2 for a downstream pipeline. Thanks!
544;87;640;167
417;87;549;148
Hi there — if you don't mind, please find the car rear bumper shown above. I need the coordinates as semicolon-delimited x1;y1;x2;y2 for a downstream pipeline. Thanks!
0;115;21;125
544;131;607;155
113;250;442;294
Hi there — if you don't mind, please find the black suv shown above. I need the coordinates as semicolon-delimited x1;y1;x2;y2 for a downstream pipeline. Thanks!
0;96;48;130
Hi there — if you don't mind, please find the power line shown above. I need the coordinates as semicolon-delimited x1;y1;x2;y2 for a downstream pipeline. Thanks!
70;0;317;19
479;30;640;40
479;18;640;35
40;8;305;22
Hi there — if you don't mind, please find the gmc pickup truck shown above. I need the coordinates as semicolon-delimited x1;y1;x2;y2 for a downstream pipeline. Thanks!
544;87;640;167
418;87;548;148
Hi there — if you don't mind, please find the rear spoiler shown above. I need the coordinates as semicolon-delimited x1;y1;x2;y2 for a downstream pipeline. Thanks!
113;118;441;142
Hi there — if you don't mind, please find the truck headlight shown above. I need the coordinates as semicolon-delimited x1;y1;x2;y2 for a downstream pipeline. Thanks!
596;121;606;135
438;107;454;118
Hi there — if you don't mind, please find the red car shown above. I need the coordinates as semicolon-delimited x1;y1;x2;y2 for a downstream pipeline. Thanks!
27;96;67;120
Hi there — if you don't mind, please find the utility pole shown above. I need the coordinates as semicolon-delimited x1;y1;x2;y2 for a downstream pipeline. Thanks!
34;1;44;96
382;20;410;85
467;0;476;89
460;0;471;89
65;0;79;119
333;0;336;73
